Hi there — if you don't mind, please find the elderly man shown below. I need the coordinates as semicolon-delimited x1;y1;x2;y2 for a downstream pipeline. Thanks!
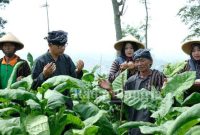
0;33;31;89
31;30;84;108
99;49;165;135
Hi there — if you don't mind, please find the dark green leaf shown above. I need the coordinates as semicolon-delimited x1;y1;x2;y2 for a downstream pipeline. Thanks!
0;89;39;103
73;102;99;120
168;103;200;135
182;92;200;106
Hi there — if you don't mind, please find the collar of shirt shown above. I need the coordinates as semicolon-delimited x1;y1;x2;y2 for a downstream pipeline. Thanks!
1;55;19;66
137;69;153;80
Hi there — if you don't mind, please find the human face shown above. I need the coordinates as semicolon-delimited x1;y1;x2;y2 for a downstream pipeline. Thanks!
49;44;66;56
191;46;200;60
2;42;16;57
124;43;134;57
135;58;152;72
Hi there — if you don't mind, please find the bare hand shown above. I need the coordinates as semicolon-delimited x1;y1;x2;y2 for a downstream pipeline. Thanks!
43;62;56;78
98;79;112;91
120;61;128;70
17;76;23;81
76;59;84;73
127;61;136;69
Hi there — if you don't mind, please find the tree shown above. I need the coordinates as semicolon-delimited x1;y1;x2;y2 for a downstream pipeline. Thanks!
143;0;149;48
122;23;145;42
0;0;10;37
139;0;150;48
111;0;126;41
177;0;200;41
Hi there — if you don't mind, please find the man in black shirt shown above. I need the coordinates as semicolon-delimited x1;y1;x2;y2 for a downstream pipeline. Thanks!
31;30;84;108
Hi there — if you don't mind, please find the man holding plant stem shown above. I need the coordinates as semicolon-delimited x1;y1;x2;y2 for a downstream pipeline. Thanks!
31;30;84;109
99;49;165;135
0;32;31;89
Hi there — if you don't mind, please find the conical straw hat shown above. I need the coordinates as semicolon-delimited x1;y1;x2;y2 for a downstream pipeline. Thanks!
114;35;145;51
0;32;24;50
182;40;200;55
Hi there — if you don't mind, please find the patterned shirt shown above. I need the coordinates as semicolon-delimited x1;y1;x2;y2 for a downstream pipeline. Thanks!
108;57;136;83
124;69;165;135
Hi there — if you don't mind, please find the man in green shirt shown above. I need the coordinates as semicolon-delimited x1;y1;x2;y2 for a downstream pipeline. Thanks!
0;32;31;89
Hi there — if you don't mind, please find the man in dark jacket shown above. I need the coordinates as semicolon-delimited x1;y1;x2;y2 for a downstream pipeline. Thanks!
0;32;31;89
31;30;84;109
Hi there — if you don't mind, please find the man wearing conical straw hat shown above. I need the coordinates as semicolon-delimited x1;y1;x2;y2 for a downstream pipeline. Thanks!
0;32;31;89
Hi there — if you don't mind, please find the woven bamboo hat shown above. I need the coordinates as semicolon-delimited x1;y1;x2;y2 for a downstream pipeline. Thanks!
181;40;200;55
114;35;145;51
0;32;24;50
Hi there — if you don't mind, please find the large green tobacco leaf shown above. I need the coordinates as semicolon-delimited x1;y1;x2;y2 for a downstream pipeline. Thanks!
73;102;99;120
74;103;116;134
167;107;190;120
0;89;39;103
112;70;127;92
65;114;84;128
161;71;196;97
185;125;200;135
83;110;116;135
0;117;23;135
0;107;19;117
140;120;174;135
25;115;50;135
163;61;187;77
21;75;33;90
10;75;33;90
42;75;85;90
118;121;155;133
71;125;99;135
69;111;110;135
116;89;162;110
37;90;68;110
10;80;28;89
49;107;84;135
151;93;174;119
167;103;200;135
26;99;41;111
182;92;200;106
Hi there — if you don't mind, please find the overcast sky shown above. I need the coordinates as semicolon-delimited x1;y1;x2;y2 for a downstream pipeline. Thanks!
1;0;190;71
